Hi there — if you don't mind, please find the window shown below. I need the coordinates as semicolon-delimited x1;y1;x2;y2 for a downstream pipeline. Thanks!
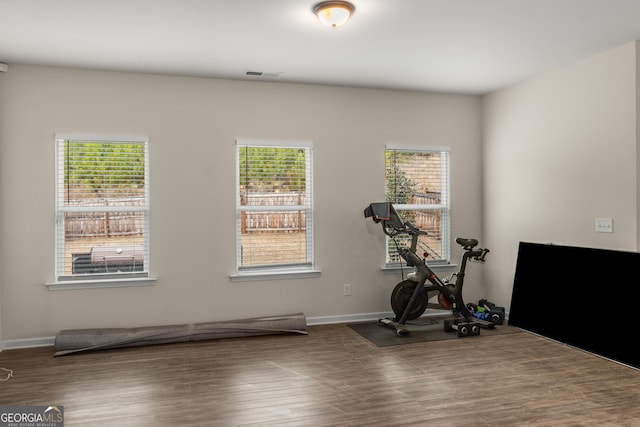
385;146;450;266
235;139;314;277
54;135;150;282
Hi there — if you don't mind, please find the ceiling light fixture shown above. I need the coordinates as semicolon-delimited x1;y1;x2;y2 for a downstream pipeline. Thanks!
313;1;355;28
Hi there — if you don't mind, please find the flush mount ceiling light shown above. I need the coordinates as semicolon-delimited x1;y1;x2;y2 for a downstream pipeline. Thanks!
313;1;355;28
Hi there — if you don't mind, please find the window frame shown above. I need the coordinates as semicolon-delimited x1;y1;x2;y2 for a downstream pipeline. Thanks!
50;134;152;289
384;145;451;270
231;139;319;281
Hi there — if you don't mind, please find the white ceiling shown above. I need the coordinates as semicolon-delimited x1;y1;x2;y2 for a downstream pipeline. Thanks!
2;0;640;95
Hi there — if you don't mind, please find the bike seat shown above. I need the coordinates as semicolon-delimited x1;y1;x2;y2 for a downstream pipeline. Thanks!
456;238;478;249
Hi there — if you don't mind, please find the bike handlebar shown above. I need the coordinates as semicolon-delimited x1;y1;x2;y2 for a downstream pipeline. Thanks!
399;245;489;267
365;202;489;264
404;221;428;236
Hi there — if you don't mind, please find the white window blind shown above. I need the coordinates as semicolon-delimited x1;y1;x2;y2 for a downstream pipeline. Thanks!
236;140;313;272
385;146;450;265
55;135;150;280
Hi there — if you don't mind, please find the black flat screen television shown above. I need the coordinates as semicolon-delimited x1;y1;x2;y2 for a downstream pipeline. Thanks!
509;241;640;369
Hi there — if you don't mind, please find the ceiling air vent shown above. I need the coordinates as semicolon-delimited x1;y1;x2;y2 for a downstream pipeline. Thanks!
243;70;282;78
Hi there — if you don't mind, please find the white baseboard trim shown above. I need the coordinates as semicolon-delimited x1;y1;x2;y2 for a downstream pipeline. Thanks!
306;309;452;326
306;312;394;326
1;336;55;351
0;309;495;351
0;314;394;351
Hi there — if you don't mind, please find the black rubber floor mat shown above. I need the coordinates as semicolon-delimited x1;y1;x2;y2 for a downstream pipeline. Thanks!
347;317;521;347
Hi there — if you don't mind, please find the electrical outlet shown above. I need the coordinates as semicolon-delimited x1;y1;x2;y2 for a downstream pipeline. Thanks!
343;283;352;296
595;218;613;233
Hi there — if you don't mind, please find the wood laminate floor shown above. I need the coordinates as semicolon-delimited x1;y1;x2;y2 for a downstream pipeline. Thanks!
1;323;639;426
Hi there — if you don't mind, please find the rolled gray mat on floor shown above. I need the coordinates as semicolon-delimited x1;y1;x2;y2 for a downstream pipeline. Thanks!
54;313;307;356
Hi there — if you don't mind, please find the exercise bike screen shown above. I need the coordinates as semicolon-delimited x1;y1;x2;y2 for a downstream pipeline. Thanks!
509;241;640;369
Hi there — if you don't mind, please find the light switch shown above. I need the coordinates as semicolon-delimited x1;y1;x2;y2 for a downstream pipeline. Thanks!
595;218;613;233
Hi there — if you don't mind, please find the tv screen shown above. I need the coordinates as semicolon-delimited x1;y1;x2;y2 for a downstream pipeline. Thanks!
509;241;640;368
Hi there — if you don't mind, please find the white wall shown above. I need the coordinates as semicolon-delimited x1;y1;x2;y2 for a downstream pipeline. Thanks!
482;41;638;309
0;64;482;340
637;42;640;248
3;39;640;343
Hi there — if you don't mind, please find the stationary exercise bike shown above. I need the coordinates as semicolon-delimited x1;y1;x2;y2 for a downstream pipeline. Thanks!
364;202;493;337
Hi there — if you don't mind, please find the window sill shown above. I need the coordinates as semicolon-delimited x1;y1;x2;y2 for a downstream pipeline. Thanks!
45;277;157;291
382;263;458;275
230;268;321;282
